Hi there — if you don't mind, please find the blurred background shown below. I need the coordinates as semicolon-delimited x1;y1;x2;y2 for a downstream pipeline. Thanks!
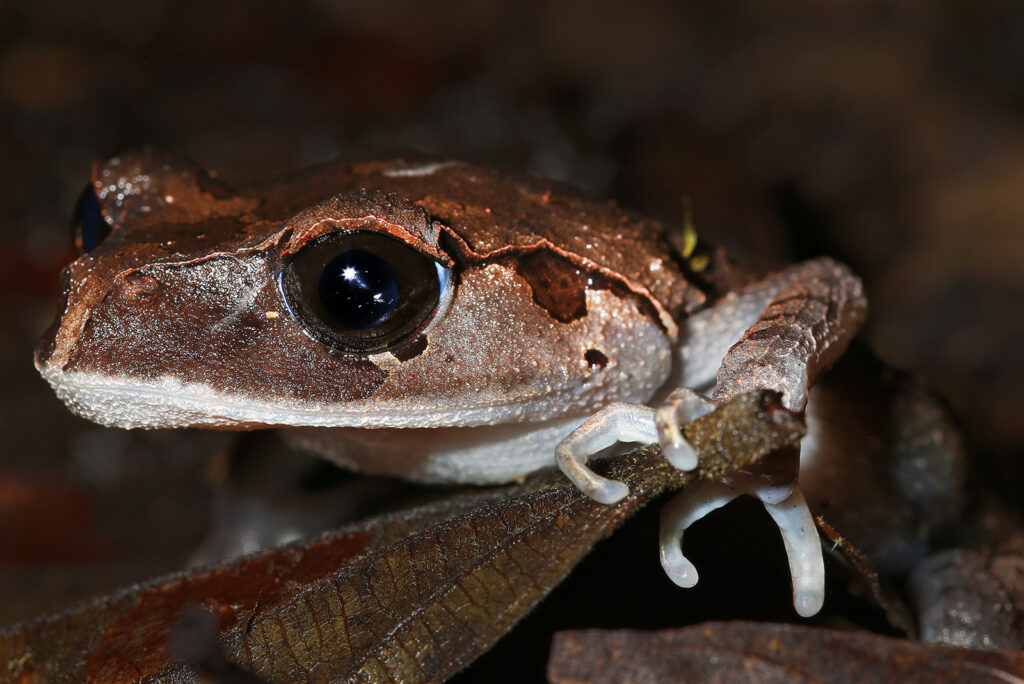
1;0;1022;664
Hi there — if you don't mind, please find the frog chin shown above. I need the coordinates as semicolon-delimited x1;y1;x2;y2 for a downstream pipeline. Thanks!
36;363;653;431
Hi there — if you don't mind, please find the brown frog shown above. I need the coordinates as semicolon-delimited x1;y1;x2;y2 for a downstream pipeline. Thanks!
35;149;866;616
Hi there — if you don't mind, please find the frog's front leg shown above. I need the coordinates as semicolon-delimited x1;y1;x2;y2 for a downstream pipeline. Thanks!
555;257;865;615
558;257;865;492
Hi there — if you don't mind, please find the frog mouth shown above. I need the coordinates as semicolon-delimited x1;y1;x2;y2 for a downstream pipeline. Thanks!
35;364;623;430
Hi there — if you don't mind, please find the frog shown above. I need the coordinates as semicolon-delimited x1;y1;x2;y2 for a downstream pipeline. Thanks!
35;149;866;618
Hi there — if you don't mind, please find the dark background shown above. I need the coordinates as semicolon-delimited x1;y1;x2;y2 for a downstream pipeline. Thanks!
2;0;1022;675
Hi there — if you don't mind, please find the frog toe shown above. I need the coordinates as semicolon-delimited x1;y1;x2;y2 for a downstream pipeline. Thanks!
557;451;631;504
658;479;744;587
655;388;716;471
763;485;825;617
660;437;698;472
660;545;700;588
589;478;631;505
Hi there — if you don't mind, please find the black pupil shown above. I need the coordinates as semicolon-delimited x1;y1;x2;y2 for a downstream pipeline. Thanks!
318;249;399;330
73;187;111;254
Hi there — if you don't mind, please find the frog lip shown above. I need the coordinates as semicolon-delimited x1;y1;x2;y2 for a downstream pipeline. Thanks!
36;365;597;430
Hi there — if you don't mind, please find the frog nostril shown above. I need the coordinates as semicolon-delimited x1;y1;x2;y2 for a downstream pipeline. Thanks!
584;349;608;368
120;273;160;301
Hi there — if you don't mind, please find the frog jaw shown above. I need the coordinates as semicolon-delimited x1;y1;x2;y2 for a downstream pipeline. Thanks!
35;362;653;430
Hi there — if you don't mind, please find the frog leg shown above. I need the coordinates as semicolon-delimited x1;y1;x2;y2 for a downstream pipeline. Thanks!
652;257;864;479
555;266;787;497
557;257;865;496
670;257;866;405
656;258;862;614
556;258;862;614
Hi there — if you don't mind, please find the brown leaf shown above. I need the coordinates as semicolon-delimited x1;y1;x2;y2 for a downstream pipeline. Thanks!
0;390;802;683
547;622;1024;684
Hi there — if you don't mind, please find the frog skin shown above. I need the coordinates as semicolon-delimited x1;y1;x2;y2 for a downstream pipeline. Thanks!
35;149;866;617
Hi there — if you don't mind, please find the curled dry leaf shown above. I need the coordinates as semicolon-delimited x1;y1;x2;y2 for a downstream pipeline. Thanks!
816;516;917;637
547;622;1024;684
0;390;803;683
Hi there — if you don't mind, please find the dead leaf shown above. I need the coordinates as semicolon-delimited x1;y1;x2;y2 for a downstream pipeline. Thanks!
817;516;917;637
547;622;1024;683
0;390;802;683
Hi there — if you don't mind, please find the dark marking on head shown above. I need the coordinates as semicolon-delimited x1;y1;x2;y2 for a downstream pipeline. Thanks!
584;349;608;368
513;250;587;323
391;335;428;362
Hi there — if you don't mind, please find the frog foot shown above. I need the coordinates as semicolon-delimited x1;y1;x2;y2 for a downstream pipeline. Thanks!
554;390;716;503
555;398;824;616
658;472;825;617
554;402;657;504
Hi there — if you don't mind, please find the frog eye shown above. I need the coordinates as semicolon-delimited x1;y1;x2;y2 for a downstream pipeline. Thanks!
279;230;452;354
72;185;112;255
